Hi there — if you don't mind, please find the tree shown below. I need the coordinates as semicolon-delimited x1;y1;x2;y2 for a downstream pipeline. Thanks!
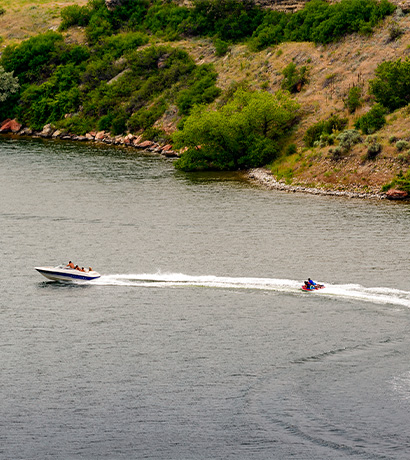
0;65;19;102
173;89;299;171
370;58;410;111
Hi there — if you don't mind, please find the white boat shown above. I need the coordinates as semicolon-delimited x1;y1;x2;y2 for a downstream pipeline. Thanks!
35;264;101;282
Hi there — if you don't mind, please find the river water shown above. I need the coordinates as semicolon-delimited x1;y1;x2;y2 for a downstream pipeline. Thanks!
1;136;410;459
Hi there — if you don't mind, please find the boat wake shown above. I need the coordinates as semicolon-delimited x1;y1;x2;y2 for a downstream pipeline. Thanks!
92;273;410;307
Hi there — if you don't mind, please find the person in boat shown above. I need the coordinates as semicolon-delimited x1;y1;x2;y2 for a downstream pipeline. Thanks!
308;278;317;286
304;281;314;290
66;261;75;269
75;265;81;271
81;267;85;272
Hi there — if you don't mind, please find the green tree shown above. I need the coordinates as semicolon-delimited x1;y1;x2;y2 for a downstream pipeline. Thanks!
173;89;299;171
0;65;19;102
370;58;410;111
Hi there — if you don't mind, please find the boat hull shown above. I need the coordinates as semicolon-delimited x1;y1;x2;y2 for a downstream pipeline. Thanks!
35;266;101;282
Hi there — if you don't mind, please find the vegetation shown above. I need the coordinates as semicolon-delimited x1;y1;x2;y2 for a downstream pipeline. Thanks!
0;65;19;102
303;115;348;147
249;0;394;50
173;89;299;171
354;103;387;134
281;63;309;93
370;58;410;111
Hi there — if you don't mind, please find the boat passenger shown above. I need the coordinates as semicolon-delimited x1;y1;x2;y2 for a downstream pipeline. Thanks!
81;267;85;272
75;265;81;271
66;261;75;269
308;278;317;286
304;281;313;289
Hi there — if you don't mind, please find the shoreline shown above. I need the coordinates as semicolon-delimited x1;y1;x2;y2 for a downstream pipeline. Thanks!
246;168;388;200
0;122;403;201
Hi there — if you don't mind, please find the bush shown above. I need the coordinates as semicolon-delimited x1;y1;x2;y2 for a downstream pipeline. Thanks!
396;139;409;151
304;115;347;147
281;62;309;93
336;129;362;151
214;39;230;56
370;58;410;111
365;137;382;160
59;4;92;30
345;85;362;113
0;31;65;84
354;103;387;134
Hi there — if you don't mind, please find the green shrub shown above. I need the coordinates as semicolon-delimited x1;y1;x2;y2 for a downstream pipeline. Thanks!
59;4;92;30
370;58;410;111
286;143;297;155
354;103;387;134
396;139;409;151
336;129;362;151
0;31;65;84
345;85;362;113
304;115;347;147
214;39;230;56
365;137;382;160
281;62;309;93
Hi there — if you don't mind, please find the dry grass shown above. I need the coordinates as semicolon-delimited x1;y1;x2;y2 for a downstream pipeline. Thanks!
0;1;88;47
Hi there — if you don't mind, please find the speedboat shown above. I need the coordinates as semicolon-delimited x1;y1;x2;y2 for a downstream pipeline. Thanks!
35;264;101;282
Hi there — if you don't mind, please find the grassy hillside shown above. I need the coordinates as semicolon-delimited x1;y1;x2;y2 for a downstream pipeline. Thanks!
0;1;88;46
1;0;410;193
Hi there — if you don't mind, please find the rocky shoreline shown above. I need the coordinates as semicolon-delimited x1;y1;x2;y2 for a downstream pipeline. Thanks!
0;119;179;158
247;168;389;200
2;119;409;201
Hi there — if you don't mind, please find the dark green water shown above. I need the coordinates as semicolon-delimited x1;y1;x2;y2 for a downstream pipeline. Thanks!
1;136;410;459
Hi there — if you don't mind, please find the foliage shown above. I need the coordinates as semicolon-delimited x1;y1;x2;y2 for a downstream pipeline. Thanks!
189;0;265;42
214;39;230;57
173;89;300;171
396;140;409;151
59;4;93;30
0;65;19;102
354;103;386;134
250;0;394;50
143;2;191;40
336;129;362;151
177;65;221;115
303;115;347;147
385;168;410;192
345;85;362;113
365;136;382;160
281;62;309;93
370;58;410;111
0;31;66;84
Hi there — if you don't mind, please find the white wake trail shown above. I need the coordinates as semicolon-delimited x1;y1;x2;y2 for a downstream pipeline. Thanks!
92;272;410;307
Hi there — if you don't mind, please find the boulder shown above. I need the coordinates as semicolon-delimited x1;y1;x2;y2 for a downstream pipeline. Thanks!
161;144;173;152
386;189;409;200
136;140;154;149
95;131;106;140
40;124;54;137
0;119;22;133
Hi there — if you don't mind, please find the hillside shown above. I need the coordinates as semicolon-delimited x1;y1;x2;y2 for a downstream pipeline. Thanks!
1;0;410;195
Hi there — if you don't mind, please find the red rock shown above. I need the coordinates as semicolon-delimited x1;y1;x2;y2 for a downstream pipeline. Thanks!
0;119;22;133
162;144;173;152
137;140;153;148
95;131;106;140
386;189;409;200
